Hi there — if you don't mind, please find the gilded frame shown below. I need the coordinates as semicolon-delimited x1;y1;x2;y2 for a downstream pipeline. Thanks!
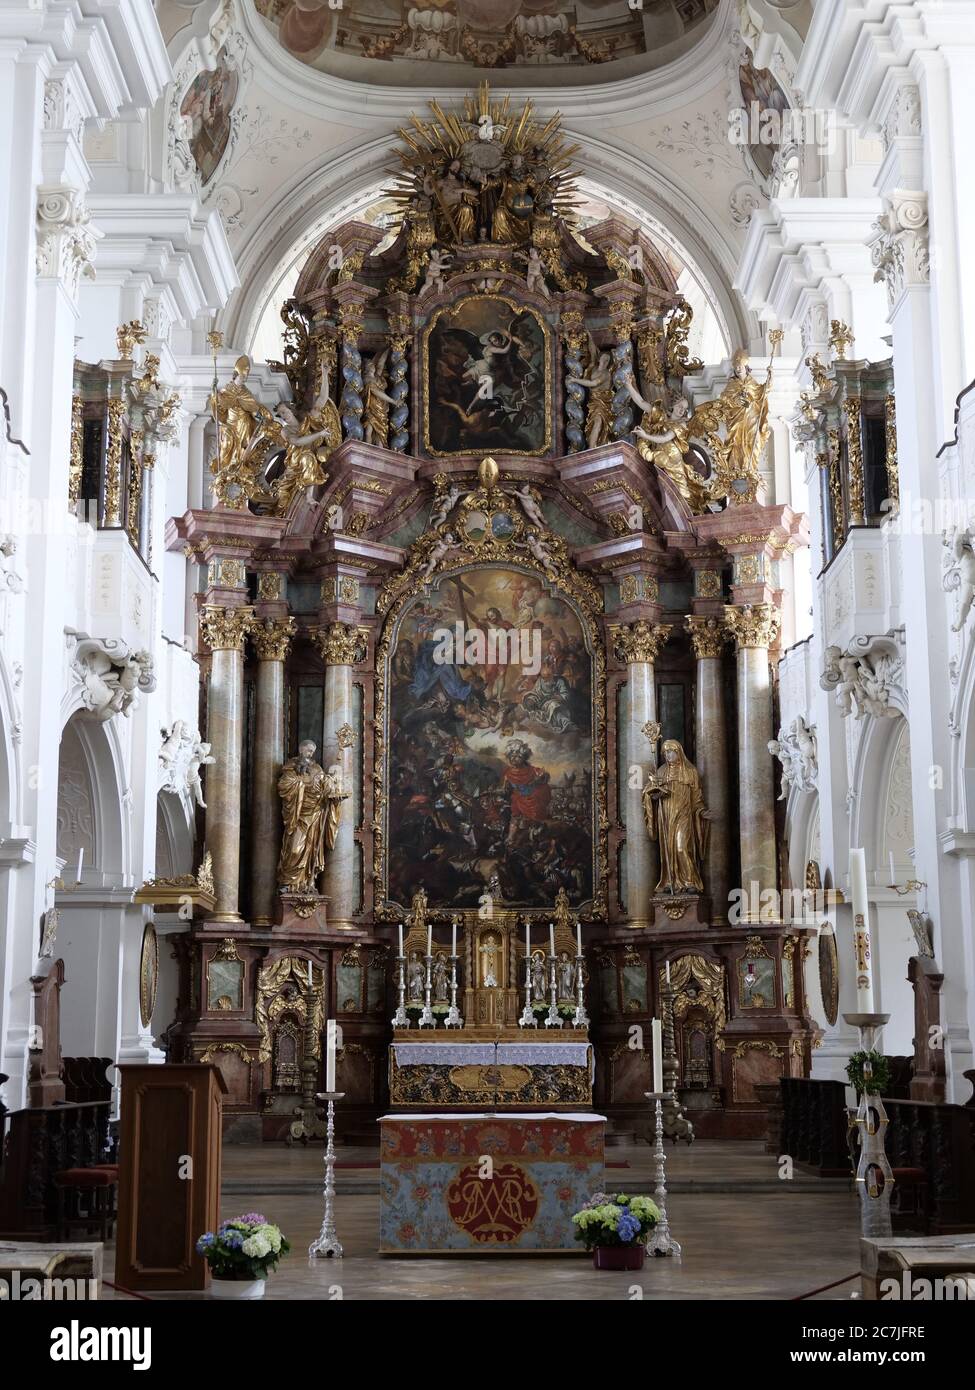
421;293;553;458
139;922;158;1028
373;543;608;921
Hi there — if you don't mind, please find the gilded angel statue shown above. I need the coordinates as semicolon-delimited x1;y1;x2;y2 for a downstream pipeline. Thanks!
633;395;710;512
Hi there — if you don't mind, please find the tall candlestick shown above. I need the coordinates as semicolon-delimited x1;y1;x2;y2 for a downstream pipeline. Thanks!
651;1017;663;1092
525;920;530;955
576;923;582;957
326;1019;337;1092
451;919;457;956
427;923;432;957
549;922;555;956
849;848;875;1012
398;922;403;957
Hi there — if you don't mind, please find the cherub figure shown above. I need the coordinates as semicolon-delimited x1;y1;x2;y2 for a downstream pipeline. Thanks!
525;529;557;577
944;524;975;631
514;482;545;528
767;737;796;800
420;248;452;296
430;479;462;529
419;531;455;583
516;245;549;298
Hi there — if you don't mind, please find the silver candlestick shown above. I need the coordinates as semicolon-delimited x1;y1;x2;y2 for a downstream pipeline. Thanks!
308;1091;345;1259
544;953;561;1028
572;952;589;1028
644;1092;680;1258
519;948;536;1027
392;953;409;1028
418;952;434;1028
444;954;464;1028
844;1012;894;1239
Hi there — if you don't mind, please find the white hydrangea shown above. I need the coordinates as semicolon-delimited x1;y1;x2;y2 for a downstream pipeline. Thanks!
263;1226;282;1253
242;1233;271;1259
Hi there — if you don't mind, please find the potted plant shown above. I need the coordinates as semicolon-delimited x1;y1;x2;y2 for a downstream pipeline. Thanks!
846;1050;891;1099
197;1213;290;1298
572;1192;660;1270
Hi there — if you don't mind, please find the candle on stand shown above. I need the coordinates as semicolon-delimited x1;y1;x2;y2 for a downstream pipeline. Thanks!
307;959;313;988
888;851;896;885
326;1019;337;1092
849;848;875;1012
525;920;530;955
665;960;671;985
651;1017;663;1092
398;922;403;957
427;923;432;957
451;919;457;956
549;922;555;956
76;847;84;883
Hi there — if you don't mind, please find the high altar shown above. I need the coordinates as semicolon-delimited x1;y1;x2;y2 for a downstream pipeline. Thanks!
144;85;817;1150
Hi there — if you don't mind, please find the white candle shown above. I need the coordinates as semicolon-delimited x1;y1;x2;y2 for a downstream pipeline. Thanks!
451;920;457;956
888;851;896;885
307;959;313;988
525;920;530;956
651;1017;663;1092
427;923;432;957
76;847;84;883
549;922;555;956
849;848;875;1012
398;922;403;957
665;960;671;984
576;923;582;957
326;1019;337;1092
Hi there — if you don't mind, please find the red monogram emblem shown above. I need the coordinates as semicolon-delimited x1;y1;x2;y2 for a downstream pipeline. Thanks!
446;1162;539;1243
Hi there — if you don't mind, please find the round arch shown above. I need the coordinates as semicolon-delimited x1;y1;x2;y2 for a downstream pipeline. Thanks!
155;787;196;880
850;713;913;875
56;711;130;884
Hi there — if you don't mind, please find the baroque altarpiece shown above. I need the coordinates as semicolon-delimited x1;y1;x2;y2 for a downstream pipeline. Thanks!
149;88;815;1141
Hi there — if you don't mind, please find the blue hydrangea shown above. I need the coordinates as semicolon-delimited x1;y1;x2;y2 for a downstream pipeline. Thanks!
221;1228;245;1249
617;1211;641;1243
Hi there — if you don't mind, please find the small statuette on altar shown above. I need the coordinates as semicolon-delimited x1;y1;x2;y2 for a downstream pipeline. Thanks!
407;950;425;1003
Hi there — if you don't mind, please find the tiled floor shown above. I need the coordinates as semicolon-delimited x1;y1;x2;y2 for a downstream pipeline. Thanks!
104;1140;863;1301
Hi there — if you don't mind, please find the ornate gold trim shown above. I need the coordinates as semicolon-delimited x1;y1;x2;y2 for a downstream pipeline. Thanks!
138;922;157;1028
199;605;256;653
723;603;780;650
884;391;899;509
104;397;127;527
845;396;865;526
685;614;727;660
251;616;297;662
69;394;83;507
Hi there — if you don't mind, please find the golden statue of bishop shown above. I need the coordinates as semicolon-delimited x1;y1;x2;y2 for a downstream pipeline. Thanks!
276;740;348;893
209;355;277;508
642;739;711;895
690;340;779;504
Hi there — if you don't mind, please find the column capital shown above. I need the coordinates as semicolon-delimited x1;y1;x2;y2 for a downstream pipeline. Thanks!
869;192;929;313
199;604;256;653
611;620;672;664
685;615;728;660
251;616;297;662
313;621;368;666
723;603;780;651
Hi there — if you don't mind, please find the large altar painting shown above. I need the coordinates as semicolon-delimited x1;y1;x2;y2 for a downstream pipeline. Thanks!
424;297;550;457
386;566;594;912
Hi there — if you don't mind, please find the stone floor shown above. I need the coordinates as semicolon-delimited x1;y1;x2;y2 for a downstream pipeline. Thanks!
104;1140;864;1301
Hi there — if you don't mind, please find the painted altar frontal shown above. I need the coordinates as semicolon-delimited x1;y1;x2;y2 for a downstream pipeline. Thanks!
379;1114;605;1254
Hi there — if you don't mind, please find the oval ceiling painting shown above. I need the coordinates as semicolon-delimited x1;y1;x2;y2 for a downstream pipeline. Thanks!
254;0;719;86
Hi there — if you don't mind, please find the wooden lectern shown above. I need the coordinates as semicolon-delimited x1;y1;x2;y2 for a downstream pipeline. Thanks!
115;1063;226;1291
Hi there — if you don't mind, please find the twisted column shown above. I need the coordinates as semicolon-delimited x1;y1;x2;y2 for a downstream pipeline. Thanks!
199;605;256;923
313;623;366;930
562;310;586;453
686;616;730;914
387;310;410;452
249;616;296;924
611;301;636;439
613;621;671;927
339;301;364;442
724;604;780;918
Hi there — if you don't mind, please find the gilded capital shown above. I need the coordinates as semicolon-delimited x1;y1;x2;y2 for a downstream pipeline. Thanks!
612;620;672;665
723;603;780;651
199;605;256;653
251;616;297;662
685;615;727;660
313;622;368;666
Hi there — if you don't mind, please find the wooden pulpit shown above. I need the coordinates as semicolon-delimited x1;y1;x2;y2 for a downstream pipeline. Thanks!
115;1064;226;1291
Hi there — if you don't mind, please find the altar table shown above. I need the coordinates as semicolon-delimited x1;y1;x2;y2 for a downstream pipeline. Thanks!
388;1038;594;1108
379;1113;605;1254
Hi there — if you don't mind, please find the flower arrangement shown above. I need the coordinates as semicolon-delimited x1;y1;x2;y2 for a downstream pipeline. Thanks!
196;1214;291;1281
846;1050;891;1098
572;1192;660;1250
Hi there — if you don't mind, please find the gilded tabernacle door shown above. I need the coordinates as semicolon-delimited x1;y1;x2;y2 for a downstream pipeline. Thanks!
378;561;601;916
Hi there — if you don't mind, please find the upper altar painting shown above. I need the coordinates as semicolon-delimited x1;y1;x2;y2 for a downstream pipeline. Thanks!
252;0;719;86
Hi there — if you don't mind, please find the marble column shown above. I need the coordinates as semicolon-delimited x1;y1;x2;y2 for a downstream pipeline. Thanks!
724;604;780;921
686;616;730;915
613;621;671;927
249;617;296;925
199;605;255;923
314;623;365;931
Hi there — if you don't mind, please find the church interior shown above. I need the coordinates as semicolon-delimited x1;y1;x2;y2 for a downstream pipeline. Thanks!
1;0;975;1327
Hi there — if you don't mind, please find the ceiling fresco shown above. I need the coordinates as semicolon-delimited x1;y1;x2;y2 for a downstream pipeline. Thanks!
252;0;719;83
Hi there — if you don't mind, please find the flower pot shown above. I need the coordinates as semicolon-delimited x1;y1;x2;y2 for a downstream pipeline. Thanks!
209;1275;266;1299
592;1245;646;1271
